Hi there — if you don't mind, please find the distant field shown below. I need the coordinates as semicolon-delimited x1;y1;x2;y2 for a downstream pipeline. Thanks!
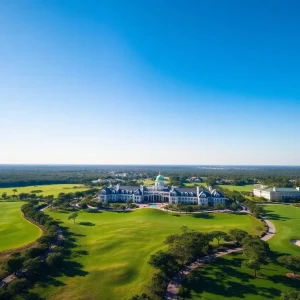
0;184;91;198
219;184;254;193
0;202;42;252
180;205;300;299
184;182;208;188
32;209;262;300
142;179;155;185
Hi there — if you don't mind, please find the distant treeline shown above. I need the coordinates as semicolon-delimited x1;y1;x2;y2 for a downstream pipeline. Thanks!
0;165;300;188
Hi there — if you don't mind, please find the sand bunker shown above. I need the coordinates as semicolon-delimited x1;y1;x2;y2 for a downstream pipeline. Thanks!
290;239;300;247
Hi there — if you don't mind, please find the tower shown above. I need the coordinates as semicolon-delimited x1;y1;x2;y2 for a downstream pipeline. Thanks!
154;172;164;190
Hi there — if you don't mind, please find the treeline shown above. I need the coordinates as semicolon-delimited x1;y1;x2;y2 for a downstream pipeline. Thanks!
0;202;62;299
1;165;300;188
131;227;270;300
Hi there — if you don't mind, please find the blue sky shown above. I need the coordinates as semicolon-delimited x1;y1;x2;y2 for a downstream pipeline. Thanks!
0;1;299;165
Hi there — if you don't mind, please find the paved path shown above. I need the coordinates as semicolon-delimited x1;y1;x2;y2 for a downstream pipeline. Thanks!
165;216;276;300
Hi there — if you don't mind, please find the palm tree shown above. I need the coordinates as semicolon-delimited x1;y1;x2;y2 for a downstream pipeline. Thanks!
68;212;78;223
12;189;18;197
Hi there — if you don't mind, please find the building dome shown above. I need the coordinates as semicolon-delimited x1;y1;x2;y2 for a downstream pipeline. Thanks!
156;174;164;181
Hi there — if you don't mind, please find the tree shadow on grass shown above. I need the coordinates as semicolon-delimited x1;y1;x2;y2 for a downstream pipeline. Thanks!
182;255;281;299
79;221;95;226
192;213;214;219
172;214;181;217
263;210;291;221
22;291;46;300
74;250;89;256
32;226;89;290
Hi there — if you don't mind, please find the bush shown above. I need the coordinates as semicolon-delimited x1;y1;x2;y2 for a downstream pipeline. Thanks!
7;278;29;294
46;252;64;267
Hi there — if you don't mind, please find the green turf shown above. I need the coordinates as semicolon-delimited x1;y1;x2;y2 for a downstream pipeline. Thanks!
180;205;300;299
219;184;254;193
32;209;262;300
0;202;42;252
0;184;90;198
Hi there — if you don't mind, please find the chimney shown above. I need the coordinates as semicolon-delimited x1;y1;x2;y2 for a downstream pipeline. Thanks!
209;186;213;192
197;186;200;196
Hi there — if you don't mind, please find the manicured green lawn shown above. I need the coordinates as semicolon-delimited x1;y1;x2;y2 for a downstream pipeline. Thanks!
32;209;262;300
0;184;90;198
0;202;42;252
219;184;254;193
180;205;300;299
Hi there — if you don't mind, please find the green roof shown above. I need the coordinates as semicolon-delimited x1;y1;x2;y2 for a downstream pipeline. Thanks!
156;175;164;181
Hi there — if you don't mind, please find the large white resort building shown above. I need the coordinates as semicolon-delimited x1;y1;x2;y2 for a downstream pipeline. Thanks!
253;185;300;201
99;173;227;205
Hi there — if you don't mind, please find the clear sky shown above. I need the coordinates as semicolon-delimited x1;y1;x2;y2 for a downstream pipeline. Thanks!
0;1;299;165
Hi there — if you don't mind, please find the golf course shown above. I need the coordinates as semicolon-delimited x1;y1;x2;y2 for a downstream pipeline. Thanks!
180;205;300;299
0;184;90;198
31;208;262;300
0;202;42;252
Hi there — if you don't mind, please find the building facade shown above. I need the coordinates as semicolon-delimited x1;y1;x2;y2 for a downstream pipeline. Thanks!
99;174;227;205
253;185;300;201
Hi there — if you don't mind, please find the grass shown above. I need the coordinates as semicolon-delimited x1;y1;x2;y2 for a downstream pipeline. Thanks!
0;202;42;252
184;182;208;188
32;209;262;300
180;205;300;299
142;179;155;185
219;184;254;193
0;184;90;198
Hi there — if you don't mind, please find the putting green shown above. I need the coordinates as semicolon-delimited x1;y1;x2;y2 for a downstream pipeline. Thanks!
0;202;42;252
32;208;262;300
180;205;300;300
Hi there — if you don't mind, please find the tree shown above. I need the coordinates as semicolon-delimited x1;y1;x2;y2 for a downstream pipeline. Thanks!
242;237;270;278
39;233;56;249
210;231;228;245
68;212;78;223
46;252;64;267
281;290;300;300
7;278;29;294
165;228;211;267
12;189;18;197
45;195;54;209
24;258;43;278
184;206;194;214
228;229;248;245
1;192;7;199
5;257;23;274
177;203;183;213
148;250;179;277
278;255;300;277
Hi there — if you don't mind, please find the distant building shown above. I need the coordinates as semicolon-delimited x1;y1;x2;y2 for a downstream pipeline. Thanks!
188;177;201;182
253;185;300;201
99;173;226;205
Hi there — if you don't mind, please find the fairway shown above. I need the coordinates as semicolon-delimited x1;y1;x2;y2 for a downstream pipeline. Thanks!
0;184;90;198
219;184;254;193
180;205;300;299
0;202;42;252
32;209;262;300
